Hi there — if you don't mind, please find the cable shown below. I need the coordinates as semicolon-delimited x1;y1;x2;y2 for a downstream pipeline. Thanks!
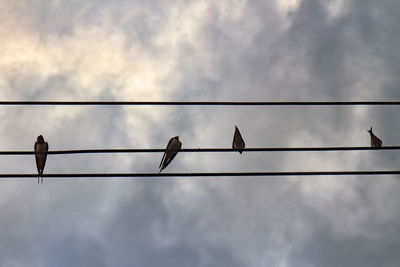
0;101;400;106
0;146;398;155
1;171;400;178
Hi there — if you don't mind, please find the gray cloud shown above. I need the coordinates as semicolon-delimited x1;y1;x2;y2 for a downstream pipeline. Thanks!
0;0;400;266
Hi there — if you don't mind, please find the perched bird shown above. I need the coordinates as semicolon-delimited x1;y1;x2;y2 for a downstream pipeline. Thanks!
232;125;245;154
34;135;49;184
159;136;182;172
367;127;382;148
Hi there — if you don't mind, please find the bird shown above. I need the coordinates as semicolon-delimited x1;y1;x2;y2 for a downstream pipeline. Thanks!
34;135;49;184
232;125;245;154
367;127;382;148
159;136;182;172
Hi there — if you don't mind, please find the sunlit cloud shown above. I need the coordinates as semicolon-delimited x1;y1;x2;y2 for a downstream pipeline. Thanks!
0;0;400;266
275;0;300;14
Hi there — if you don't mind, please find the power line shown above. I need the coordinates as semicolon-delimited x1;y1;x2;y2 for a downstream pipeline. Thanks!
0;101;400;106
1;171;400;178
0;146;399;155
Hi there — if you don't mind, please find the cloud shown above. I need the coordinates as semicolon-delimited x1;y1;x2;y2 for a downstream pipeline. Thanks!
0;0;400;266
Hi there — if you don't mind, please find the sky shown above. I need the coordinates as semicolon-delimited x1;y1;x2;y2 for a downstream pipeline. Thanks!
1;0;400;266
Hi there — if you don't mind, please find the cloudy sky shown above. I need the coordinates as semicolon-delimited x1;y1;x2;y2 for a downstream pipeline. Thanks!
1;0;400;266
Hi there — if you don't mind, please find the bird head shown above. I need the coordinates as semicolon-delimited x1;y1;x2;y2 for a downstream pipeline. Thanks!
174;136;179;141
37;135;45;143
367;127;373;134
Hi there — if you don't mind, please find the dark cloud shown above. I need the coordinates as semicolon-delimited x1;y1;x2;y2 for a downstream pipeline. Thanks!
0;0;400;266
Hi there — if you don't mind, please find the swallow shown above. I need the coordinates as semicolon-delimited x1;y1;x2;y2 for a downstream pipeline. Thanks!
34;135;49;184
232;125;245;154
367;127;382;148
159;136;182;172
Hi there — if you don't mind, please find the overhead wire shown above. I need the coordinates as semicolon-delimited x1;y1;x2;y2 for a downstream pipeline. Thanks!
0;100;398;177
1;171;400;178
0;101;400;106
0;146;399;155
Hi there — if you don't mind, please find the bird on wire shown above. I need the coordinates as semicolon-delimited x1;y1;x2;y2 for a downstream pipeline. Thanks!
232;125;245;154
159;136;182;172
34;135;49;184
367;127;382;148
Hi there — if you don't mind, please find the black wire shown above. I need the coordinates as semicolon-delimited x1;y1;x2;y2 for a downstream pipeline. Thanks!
0;101;400;106
0;146;398;155
1;171;400;178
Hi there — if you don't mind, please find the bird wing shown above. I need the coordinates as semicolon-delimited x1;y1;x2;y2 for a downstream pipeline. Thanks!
160;139;181;171
159;152;166;169
34;142;39;172
43;142;49;168
34;142;49;174
34;142;43;173
372;136;383;147
233;127;245;151
162;152;177;170
376;137;383;147
159;138;174;169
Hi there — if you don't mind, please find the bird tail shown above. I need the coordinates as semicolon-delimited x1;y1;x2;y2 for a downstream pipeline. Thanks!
38;170;43;184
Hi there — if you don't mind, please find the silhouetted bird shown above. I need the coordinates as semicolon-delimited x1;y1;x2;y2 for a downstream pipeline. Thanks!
232;125;245;154
159;136;181;172
367;127;382;148
34;135;48;184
